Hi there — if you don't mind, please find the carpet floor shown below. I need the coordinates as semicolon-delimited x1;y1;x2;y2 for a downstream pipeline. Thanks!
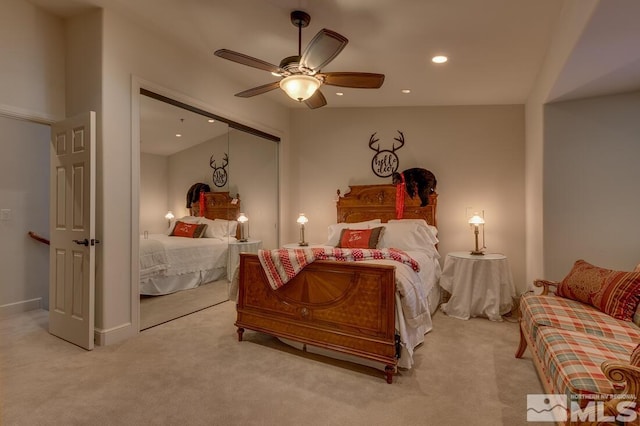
0;301;546;426
140;280;230;330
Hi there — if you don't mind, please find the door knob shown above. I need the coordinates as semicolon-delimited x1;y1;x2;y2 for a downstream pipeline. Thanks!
72;239;89;246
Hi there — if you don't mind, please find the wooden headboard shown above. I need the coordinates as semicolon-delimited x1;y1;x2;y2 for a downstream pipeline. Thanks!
189;192;241;222
336;184;437;227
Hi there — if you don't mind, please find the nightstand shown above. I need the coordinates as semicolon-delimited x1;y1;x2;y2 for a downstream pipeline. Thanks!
439;251;516;321
228;239;262;281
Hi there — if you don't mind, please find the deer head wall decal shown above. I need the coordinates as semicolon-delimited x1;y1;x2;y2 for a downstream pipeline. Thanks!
209;153;229;188
369;130;405;178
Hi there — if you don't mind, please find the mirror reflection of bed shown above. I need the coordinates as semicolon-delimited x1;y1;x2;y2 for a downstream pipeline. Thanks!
139;192;240;329
138;91;279;329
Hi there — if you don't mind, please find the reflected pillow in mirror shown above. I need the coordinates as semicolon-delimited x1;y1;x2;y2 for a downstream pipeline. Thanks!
166;216;200;235
170;221;208;238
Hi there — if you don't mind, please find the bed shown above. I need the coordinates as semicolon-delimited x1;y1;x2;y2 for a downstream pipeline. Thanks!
139;191;241;296
234;184;440;383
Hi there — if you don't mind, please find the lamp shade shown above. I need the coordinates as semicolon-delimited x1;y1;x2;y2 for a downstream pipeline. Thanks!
237;213;248;223
279;75;320;102
468;214;485;225
297;213;309;225
165;211;175;221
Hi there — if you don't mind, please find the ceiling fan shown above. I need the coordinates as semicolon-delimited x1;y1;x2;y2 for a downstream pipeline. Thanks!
214;10;385;109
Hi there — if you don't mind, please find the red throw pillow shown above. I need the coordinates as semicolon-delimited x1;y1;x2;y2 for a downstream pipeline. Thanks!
337;227;384;249
171;221;207;238
556;259;640;321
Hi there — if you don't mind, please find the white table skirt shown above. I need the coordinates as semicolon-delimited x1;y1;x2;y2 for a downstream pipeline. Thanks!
439;252;516;321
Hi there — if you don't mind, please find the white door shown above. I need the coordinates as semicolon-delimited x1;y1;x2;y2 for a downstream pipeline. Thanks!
49;112;96;350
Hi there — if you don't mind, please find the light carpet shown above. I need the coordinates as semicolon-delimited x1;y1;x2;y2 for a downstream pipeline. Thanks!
140;280;229;330
0;302;546;426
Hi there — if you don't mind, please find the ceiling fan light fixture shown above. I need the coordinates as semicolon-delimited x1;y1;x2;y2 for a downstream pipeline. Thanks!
279;75;320;101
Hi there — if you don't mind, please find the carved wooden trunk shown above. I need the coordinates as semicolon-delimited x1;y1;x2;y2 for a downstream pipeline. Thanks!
236;253;398;383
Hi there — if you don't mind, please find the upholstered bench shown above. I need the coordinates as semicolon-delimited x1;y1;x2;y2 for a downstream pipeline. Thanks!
516;260;640;424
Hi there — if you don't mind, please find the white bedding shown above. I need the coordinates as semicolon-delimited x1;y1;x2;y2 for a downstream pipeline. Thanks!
140;234;231;295
361;250;441;369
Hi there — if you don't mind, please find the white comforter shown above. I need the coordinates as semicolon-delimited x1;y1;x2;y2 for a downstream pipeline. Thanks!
140;234;230;280
361;250;441;369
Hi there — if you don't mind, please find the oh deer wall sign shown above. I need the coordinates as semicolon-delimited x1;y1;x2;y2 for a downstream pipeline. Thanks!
369;130;405;178
209;153;229;188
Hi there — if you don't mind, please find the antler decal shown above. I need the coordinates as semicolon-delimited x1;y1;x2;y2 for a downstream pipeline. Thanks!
209;153;229;188
369;130;405;178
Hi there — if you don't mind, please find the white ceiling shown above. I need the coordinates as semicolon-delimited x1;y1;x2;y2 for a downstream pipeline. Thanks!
139;94;229;156
30;0;569;108
28;0;640;153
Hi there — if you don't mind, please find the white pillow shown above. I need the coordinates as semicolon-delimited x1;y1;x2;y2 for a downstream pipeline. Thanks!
197;217;227;239
212;218;238;237
378;222;437;256
388;219;438;245
326;219;382;246
166;215;200;235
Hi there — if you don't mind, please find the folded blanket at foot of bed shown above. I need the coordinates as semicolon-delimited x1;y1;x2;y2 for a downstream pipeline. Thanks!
258;247;419;290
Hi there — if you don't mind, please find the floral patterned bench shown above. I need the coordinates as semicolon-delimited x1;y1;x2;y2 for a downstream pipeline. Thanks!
516;260;640;424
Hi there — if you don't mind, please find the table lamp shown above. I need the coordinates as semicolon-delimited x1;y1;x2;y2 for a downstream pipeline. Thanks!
165;211;175;227
297;213;308;246
468;212;485;255
237;213;249;242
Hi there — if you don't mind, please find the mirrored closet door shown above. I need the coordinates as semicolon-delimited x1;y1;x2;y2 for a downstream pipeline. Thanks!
138;90;279;330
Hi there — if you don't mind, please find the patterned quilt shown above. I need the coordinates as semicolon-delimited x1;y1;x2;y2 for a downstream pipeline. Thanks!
258;247;420;290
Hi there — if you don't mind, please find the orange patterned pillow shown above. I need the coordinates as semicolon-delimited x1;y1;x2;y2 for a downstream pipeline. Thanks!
171;221;207;238
337;227;384;249
557;260;640;321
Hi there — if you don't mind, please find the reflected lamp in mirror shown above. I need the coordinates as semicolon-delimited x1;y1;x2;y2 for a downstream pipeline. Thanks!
468;212;485;255
297;213;309;246
165;211;175;227
237;213;249;242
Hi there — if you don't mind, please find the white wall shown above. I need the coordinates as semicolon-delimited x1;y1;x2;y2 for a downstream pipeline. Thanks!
140;153;169;234
524;0;599;286
228;129;279;249
0;116;50;315
0;0;65;122
543;91;640;280
290;105;528;292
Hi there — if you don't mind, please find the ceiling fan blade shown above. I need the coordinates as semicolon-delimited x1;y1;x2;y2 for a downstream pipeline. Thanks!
235;81;281;98
214;49;282;74
304;90;327;109
322;72;385;88
300;29;348;71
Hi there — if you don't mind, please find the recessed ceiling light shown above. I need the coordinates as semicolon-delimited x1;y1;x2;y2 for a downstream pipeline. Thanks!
432;55;448;64
175;133;182;138
336;92;344;96
208;119;215;123
401;89;411;94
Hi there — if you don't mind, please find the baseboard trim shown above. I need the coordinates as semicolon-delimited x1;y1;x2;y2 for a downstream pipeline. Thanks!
0;298;42;318
94;322;137;346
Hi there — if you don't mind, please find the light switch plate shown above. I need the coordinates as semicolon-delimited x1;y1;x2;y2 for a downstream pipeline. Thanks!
0;209;11;221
